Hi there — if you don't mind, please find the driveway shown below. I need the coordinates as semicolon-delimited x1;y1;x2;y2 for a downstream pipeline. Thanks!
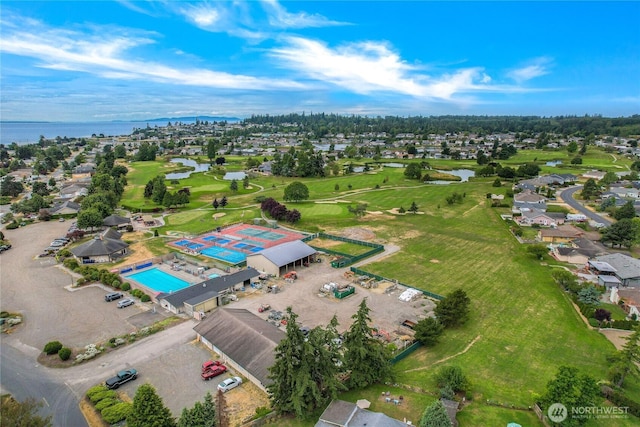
559;185;612;227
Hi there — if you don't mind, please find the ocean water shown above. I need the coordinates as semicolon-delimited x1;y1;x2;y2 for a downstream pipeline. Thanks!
0;121;196;146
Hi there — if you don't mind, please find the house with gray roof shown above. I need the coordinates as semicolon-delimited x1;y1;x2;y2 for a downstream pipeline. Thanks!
592;253;640;287
49;200;81;216
69;228;128;264
193;308;285;392
103;214;131;229
315;400;409;427
246;240;316;277
158;268;259;316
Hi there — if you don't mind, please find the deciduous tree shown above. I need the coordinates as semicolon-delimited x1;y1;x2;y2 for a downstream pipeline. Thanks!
283;181;309;202
540;366;599;427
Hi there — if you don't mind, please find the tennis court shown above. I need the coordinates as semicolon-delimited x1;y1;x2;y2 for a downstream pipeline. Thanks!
200;246;247;264
202;236;231;244
173;240;191;247
236;227;286;241
186;243;204;250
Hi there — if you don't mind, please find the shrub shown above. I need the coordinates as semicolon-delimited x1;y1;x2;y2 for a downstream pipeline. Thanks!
58;347;72;361
86;385;108;399
112;280;121;289
140;294;151;302
610;320;640;330
76;278;86;286
435;365;470;393
63;258;79;270
602;387;640;417
6;221;19;230
588;318;600;328
121;282;131;291
95;398;118;411
101;402;132;424
131;289;143;298
89;390;117;404
44;340;63;355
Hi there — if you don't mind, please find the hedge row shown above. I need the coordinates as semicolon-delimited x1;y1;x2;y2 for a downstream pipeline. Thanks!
602;386;640;417
85;385;132;424
64;263;151;302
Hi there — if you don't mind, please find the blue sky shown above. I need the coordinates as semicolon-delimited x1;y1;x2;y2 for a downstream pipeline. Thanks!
1;1;639;121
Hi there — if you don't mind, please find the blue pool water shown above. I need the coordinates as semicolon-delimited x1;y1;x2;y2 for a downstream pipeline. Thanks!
200;246;246;264
208;273;220;279
126;268;191;293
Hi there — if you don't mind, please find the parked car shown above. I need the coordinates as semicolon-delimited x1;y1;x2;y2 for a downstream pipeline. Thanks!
58;217;65;222
105;292;124;302
202;360;222;372
105;368;137;389
117;298;135;308
217;376;242;392
201;364;227;380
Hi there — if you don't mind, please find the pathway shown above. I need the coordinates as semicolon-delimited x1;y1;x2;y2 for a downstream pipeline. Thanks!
404;335;481;372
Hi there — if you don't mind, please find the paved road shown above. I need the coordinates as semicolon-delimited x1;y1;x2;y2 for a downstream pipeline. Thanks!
0;342;87;427
559;185;612;227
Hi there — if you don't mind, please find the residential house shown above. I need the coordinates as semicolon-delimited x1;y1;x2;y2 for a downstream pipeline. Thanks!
71;164;95;181
315;400;410;427
49;200;81;216
512;201;547;214
518;210;563;227
514;190;547;204
583;170;606;180
537;224;585;244
58;183;89;201
591;253;640;287
102;214;131;230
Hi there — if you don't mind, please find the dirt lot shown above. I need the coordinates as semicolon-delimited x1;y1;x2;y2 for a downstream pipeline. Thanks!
230;252;436;342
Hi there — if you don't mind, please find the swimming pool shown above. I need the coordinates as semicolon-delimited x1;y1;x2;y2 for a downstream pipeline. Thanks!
200;246;246;264
125;268;191;293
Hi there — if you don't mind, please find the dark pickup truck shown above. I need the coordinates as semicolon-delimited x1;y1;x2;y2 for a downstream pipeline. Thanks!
105;368;138;389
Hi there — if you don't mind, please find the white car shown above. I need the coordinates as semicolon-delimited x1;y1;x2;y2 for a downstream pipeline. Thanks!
217;376;242;392
117;298;135;308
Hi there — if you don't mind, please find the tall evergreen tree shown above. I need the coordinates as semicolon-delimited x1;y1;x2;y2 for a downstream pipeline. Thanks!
343;299;392;389
434;289;471;327
419;400;452;427
178;391;216;427
220;196;228;209
127;383;175;427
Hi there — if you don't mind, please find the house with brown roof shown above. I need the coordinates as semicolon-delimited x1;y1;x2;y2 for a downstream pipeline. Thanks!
537;225;584;244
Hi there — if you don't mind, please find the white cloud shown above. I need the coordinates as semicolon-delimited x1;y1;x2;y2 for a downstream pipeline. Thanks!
261;0;350;29
0;17;304;91
174;2;266;41
269;37;508;100
508;57;552;83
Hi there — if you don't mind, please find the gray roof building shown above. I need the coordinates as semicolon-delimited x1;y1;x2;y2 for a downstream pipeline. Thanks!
103;214;130;227
69;229;128;262
246;240;316;277
159;267;259;310
193;308;285;391
315;400;409;427
593;253;640;286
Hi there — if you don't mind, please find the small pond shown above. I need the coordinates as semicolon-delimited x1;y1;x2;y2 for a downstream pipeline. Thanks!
433;169;476;182
546;161;563;167
166;158;210;179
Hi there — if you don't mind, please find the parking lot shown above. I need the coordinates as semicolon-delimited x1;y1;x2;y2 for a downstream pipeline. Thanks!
1;221;433;423
0;221;270;421
229;253;435;345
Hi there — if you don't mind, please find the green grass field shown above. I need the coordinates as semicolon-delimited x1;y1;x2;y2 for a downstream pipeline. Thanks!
125;148;638;425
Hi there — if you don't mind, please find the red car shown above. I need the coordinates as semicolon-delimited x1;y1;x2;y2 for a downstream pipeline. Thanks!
202;360;222;372
201;364;227;380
